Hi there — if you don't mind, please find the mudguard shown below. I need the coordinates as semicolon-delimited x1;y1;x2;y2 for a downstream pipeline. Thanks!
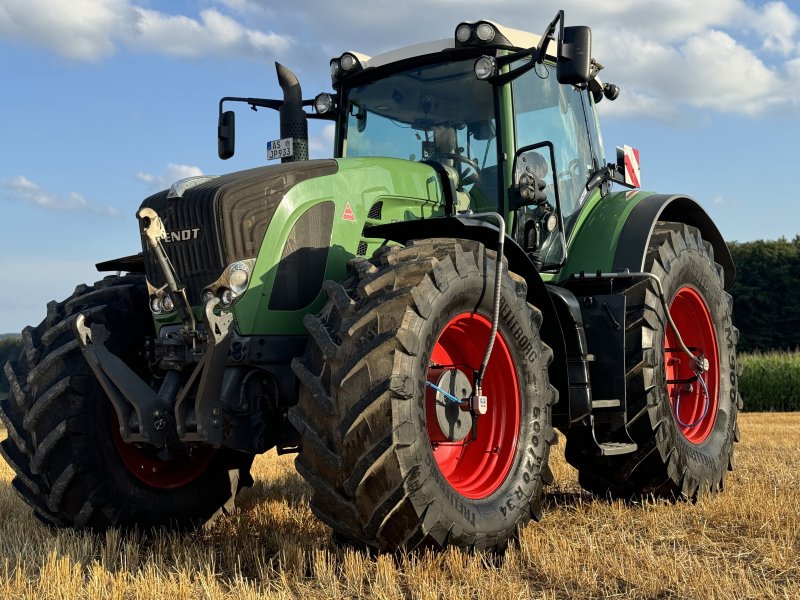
561;192;735;287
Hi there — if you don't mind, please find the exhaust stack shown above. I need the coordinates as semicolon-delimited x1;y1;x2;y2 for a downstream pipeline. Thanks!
276;62;309;163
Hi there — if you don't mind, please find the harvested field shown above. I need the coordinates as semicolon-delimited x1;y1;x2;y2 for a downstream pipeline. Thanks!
1;412;798;599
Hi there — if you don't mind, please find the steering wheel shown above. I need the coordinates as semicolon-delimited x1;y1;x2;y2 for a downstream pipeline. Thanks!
435;153;481;187
557;159;582;181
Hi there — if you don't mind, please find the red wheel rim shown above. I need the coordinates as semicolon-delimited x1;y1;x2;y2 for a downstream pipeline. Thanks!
426;312;520;499
112;417;215;490
665;287;720;444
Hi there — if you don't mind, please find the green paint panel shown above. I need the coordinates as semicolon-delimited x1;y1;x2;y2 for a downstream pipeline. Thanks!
232;157;444;335
556;189;655;282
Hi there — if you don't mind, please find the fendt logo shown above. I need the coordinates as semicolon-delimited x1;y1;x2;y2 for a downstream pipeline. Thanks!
163;228;200;243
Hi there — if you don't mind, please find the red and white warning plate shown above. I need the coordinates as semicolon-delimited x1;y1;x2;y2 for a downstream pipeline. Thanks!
620;145;640;188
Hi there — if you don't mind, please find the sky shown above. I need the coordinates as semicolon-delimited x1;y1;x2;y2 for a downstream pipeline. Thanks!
0;0;798;333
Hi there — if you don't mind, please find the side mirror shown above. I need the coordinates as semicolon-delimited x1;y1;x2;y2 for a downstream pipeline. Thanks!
512;171;547;210
511;148;551;210
218;110;235;160
557;26;592;85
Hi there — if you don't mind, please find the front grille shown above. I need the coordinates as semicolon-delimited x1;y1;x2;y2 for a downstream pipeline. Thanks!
140;189;224;304
140;160;338;304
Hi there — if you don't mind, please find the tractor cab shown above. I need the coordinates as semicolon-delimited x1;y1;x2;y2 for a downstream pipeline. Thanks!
321;14;619;270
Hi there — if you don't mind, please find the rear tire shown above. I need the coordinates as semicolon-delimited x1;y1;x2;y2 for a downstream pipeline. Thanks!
564;222;741;499
0;275;253;529
290;239;556;551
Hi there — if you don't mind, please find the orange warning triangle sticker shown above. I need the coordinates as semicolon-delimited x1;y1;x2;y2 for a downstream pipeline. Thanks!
342;202;356;221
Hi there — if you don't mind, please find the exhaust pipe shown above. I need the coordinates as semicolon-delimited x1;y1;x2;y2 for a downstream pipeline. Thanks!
276;62;308;162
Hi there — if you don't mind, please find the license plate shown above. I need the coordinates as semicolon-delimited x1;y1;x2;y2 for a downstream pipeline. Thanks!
267;137;294;160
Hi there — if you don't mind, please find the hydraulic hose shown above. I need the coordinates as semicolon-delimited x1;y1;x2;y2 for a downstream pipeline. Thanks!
469;212;506;392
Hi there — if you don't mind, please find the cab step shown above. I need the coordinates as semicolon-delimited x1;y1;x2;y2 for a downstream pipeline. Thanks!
592;399;620;409
596;441;637;456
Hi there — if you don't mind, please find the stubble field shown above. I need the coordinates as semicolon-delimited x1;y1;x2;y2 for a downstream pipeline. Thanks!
1;412;798;599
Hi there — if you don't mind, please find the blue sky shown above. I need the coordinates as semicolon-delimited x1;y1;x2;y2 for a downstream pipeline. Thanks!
0;0;798;333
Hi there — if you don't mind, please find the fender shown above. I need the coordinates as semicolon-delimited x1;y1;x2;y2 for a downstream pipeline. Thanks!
562;192;735;287
365;217;570;411
96;253;146;273
614;194;735;286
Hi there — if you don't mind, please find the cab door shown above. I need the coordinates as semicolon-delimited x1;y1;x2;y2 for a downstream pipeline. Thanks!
510;63;598;269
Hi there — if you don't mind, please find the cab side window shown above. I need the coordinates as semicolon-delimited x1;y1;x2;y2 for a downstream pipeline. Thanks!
512;66;595;217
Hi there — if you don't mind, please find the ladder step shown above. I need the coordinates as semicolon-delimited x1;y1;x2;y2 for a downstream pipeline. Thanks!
592;399;621;409
596;442;637;456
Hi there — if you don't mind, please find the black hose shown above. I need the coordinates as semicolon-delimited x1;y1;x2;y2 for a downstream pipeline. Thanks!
470;212;506;390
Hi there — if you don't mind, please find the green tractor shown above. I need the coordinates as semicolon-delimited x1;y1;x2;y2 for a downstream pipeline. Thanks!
1;12;740;551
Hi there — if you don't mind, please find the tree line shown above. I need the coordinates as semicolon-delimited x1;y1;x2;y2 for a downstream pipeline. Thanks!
727;236;800;353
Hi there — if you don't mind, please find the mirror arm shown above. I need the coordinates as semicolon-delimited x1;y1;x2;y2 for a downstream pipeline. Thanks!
218;97;283;117
307;113;338;121
484;9;566;86
219;97;334;118
534;10;564;65
585;164;638;192
585;166;613;192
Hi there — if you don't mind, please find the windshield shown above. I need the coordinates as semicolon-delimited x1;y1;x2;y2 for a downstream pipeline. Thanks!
342;58;499;211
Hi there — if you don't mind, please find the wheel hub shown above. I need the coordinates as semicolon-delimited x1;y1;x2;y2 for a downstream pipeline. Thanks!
427;367;473;443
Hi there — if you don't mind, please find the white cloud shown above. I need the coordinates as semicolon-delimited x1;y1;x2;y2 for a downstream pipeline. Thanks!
0;0;128;61
0;1;291;61
713;195;725;205
136;164;205;190
308;124;336;158
123;8;291;59
596;90;680;122
0;176;119;216
215;0;273;17
678;31;783;114
746;1;800;56
601;28;786;117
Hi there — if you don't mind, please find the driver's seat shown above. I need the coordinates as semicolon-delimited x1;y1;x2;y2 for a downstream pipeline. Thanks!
467;165;499;212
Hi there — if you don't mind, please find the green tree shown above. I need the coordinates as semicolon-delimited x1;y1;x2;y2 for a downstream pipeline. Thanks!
728;236;800;352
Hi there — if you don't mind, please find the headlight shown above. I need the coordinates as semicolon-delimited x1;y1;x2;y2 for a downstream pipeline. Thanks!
201;259;255;307
340;53;359;72
149;295;163;314
455;24;472;43
330;52;367;87
474;56;498;80
476;23;496;42
542;212;559;233
161;293;175;313
228;262;251;295
314;93;335;115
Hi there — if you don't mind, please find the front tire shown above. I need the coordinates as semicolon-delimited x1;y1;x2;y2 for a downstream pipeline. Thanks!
290;239;556;551
565;222;741;499
0;275;253;529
